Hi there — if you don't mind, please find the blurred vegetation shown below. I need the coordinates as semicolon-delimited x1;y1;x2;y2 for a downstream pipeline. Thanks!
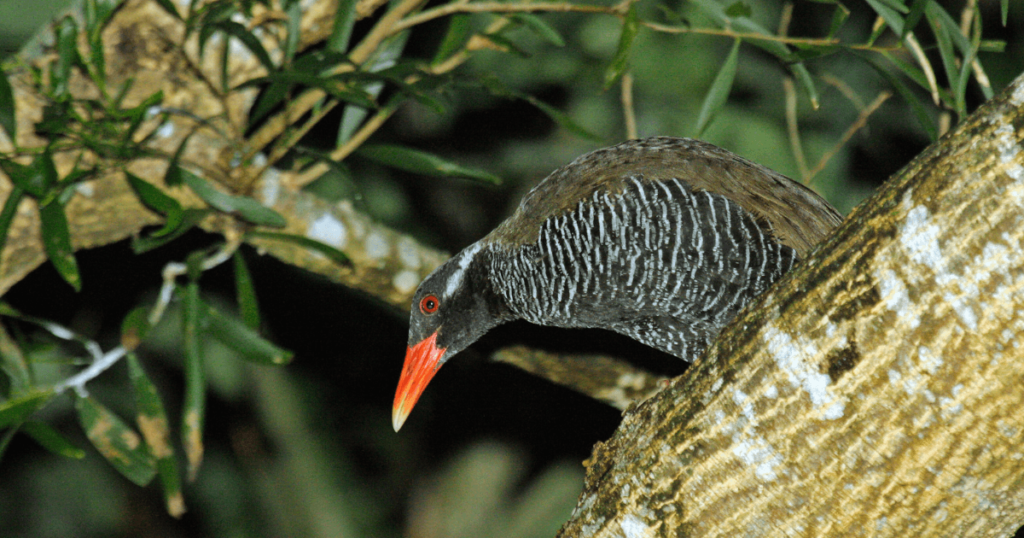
0;0;1021;536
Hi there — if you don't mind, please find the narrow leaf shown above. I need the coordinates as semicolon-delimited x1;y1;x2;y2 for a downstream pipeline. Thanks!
0;187;25;261
327;0;358;52
201;302;294;365
128;353;185;517
181;282;205;481
121;306;153;351
208;21;275;73
131;208;209;253
512;14;565;47
39;200;81;291
0;70;16;142
791;63;819;110
248;230;351;266
233;253;260;329
283;1;301;65
1002;0;1009;26
181;169;287;227
76;396;157;486
695;39;741;137
52;17;82;97
153;0;183;20
21;420;85;459
522;95;602;142
433;15;472;65
357;144;502;184
856;51;937;140
826;3;850;39
126;172;182;215
604;5;639;90
0;390;53;429
864;0;904;36
901;0;928;38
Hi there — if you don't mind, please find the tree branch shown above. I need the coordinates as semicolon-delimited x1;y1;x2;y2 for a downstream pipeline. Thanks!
557;72;1024;537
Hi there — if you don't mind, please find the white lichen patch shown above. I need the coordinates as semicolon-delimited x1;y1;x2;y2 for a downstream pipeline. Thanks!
397;236;422;269
75;182;94;197
618;513;653;538
764;324;845;420
732;434;783;481
307;213;347;248
364;231;390;260
901;202;944;271
917;346;942;375
156;122;175;139
875;268;919;328
764;385;778;398
393;270;420;295
260;167;280;206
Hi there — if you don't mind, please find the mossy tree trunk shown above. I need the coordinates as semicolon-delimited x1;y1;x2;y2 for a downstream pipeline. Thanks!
556;74;1024;537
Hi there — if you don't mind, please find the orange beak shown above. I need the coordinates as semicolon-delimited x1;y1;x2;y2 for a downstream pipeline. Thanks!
392;331;446;431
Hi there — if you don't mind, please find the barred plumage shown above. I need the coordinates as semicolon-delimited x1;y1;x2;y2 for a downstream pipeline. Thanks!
393;136;843;430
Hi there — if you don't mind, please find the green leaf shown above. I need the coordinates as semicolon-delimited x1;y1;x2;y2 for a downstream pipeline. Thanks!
433;15;472;65
901;0;928;39
52;17;82;98
126;172;182;216
153;0;183;20
695;39;741;137
131;208;209;253
521;94;602;142
164;133;194;187
207;21;276;73
39;200;81;291
0;390;53;429
791;63;819;110
127;353;185;517
121;306;153;351
327;0;358;53
233;253;260;330
826;3;850;39
181;169;287;227
511;14;565;47
283;1;301;64
21;420;85;459
248;230;351;266
201;302;294;365
604;4;639;90
0;187;25;260
181;282;204;481
725;1;752;18
76;396;157;486
856;51;937;140
864;0;904;36
1002;0;1009;26
357;144;502;184
0;150;58;198
0;70;16;142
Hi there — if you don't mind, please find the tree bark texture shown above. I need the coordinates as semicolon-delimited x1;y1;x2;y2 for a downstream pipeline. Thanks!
557;74;1024;537
0;0;447;307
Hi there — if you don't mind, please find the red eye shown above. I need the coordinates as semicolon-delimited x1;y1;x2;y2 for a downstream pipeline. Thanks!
419;295;440;314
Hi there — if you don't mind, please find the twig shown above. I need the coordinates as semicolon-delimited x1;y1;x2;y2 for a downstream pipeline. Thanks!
905;33;940;106
806;91;891;185
783;77;809;182
621;72;637;140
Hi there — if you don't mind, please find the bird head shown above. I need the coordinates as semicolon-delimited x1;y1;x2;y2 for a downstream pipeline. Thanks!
392;243;511;431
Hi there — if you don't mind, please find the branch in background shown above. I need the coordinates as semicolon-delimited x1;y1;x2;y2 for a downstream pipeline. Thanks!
491;346;668;411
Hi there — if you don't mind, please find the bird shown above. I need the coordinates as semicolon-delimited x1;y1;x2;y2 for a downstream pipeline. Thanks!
392;136;843;431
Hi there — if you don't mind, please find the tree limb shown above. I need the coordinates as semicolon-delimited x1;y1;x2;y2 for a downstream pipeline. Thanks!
557;72;1024;537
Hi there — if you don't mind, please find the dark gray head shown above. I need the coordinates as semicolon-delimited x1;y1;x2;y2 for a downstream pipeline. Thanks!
393;243;513;430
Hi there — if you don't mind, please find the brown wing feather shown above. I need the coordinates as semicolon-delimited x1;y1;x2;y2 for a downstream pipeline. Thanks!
484;137;842;258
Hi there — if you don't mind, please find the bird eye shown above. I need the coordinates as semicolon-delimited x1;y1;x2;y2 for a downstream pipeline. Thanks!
419;295;439;315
